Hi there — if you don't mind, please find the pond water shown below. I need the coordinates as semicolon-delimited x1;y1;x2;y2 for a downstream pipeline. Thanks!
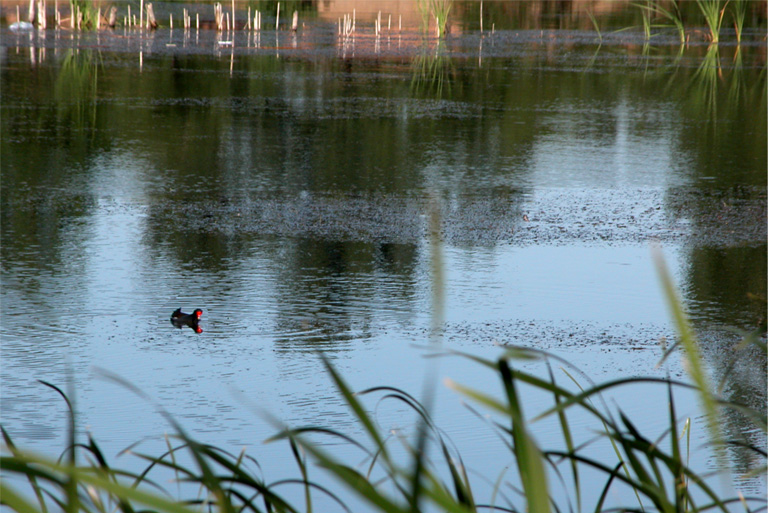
1;1;766;511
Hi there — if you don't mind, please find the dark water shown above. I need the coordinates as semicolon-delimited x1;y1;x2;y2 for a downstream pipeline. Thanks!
1;2;766;510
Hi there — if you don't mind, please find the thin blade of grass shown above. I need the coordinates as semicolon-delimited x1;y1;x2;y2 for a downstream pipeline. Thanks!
497;359;550;513
289;437;312;512
320;355;391;466
666;382;686;512
594;462;624;512
546;362;580;512
2;426;49;511
1;452;194;512
652;246;726;466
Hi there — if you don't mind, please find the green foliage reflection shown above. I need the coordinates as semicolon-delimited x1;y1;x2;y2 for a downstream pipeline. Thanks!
54;50;100;129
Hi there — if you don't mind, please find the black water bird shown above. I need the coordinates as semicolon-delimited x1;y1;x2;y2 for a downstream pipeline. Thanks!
171;308;203;333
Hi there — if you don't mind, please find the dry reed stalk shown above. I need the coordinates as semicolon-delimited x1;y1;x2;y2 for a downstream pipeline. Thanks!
140;0;143;30
37;0;46;29
231;0;235;30
276;2;280;30
146;3;157;29
28;0;34;23
214;3;222;31
291;10;297;31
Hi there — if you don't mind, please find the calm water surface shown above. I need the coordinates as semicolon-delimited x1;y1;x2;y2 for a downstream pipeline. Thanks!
1;3;766;510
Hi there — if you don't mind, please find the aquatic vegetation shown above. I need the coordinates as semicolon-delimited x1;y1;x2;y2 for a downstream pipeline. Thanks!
691;44;722;120
417;0;453;38
68;0;99;30
53;49;100;129
634;0;686;43
626;0;757;44
638;1;653;40
411;46;453;98
696;0;728;43
585;9;603;44
730;0;748;44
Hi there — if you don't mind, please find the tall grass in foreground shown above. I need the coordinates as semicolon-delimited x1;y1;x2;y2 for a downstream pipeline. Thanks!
2;255;766;512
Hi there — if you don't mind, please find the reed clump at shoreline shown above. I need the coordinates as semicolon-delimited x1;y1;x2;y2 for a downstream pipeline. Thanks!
13;0;763;44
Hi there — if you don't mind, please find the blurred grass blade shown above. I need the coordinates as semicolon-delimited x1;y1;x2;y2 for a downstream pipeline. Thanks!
497;359;550;512
652;246;725;465
320;355;391;466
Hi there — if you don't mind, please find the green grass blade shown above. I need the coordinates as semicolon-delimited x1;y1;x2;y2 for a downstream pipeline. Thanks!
497;359;550;512
666;382;686;512
0;482;43;513
585;8;602;42
546;363;580;512
558;368;646;510
2;426;49;511
1;452;194;512
289;437;312;512
320;355;391;466
594;462;624;512
652;246;726;466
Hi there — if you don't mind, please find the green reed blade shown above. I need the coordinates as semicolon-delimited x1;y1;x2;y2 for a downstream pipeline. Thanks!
652;246;726;467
